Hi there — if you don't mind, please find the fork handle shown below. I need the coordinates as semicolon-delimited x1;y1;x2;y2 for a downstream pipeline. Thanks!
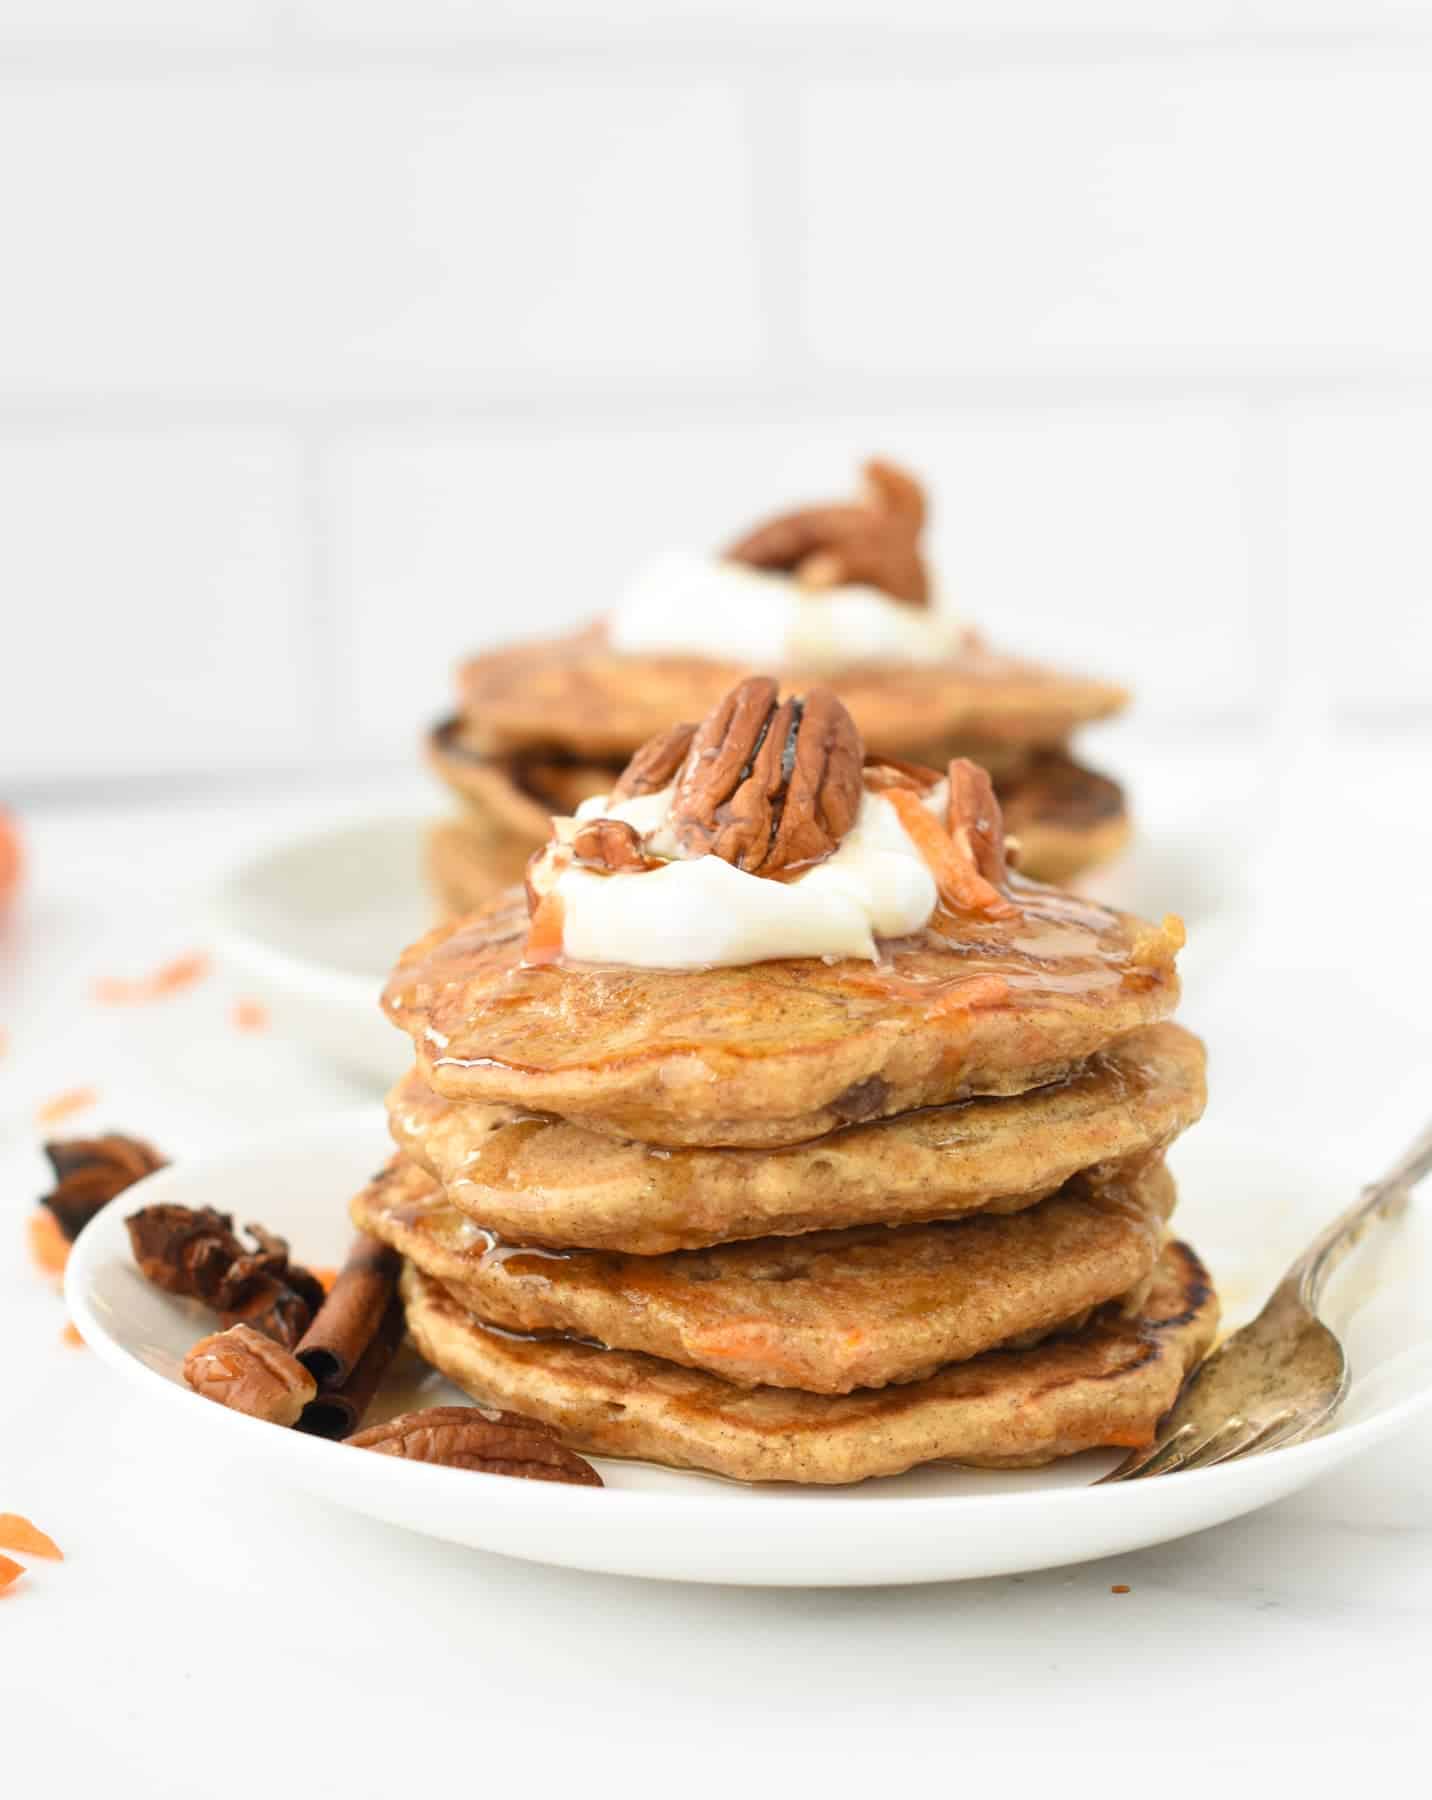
1279;1115;1432;1314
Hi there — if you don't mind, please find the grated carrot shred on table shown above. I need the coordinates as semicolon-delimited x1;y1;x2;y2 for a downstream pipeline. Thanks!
0;1516;62;1561
231;999;268;1032
34;1086;99;1126
94;951;211;1006
0;1554;23;1593
27;1211;70;1276
61;1321;85;1348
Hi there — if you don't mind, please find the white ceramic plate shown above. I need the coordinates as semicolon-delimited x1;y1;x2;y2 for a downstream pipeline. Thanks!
210;817;431;1086
208;815;1249;1089
66;1112;1432;1587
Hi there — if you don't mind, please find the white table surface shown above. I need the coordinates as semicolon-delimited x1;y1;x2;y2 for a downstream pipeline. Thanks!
3;738;1429;1794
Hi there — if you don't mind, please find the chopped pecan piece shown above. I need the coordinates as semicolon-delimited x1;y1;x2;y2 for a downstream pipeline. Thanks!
40;1133;167;1241
570;818;658;874
183;1324;317;1425
726;457;930;606
946;758;1011;891
610;721;697;800
349;1405;603;1486
667;677;864;875
883;767;1018;921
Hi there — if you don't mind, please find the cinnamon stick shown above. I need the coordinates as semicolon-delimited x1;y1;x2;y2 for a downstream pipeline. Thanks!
294;1234;400;1389
296;1293;406;1441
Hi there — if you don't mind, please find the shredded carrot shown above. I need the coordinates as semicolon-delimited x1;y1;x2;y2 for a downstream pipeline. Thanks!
884;789;1017;919
0;1517;62;1561
231;999;268;1032
927;974;1011;1017
1111;1584;1131;1595
61;1321;85;1348
94;951;211;1006
0;1554;23;1593
311;1267;338;1295
34;1086;98;1126
523;892;566;967
27;1211;69;1276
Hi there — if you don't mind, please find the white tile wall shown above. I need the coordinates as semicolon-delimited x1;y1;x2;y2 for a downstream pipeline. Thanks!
1;6;1429;790
0;77;763;396
0;2;281;47
291;2;1432;47
800;61;1432;374
0;432;306;782
1284;405;1432;712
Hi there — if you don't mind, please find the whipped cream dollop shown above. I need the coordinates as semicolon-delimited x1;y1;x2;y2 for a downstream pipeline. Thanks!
607;552;965;673
540;782;945;969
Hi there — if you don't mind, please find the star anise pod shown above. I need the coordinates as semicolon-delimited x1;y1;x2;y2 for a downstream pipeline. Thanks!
125;1204;324;1349
40;1133;167;1241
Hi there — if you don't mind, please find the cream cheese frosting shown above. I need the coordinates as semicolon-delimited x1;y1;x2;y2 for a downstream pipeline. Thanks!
533;781;945;970
607;552;965;673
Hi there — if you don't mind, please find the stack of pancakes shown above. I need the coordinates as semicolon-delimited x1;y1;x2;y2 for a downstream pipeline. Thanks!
425;460;1130;917
367;727;1213;1483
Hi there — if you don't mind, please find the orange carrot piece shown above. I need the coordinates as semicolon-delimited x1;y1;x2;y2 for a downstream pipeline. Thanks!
61;1321;85;1348
27;1211;69;1276
0;1516;62;1561
231;999;268;1032
0;1554;23;1592
34;1086;98;1126
522;892;566;966
94;952;210;1006
885;789;1017;920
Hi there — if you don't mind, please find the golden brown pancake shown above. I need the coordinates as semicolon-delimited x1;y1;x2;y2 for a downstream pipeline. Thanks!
429;719;1130;901
355;1154;1174;1393
999;750;1131;885
386;1023;1204;1252
455;626;1127;763
425;817;532;921
400;1240;1217;1481
383;885;1184;1148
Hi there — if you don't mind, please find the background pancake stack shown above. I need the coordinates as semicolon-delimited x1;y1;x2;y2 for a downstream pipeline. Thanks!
423;460;1131;917
363;1007;1214;1482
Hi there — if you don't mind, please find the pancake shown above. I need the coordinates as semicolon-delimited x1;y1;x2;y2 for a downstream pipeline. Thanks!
426;817;532;920
1000;750;1131;885
428;716;616;840
355;1154;1174;1393
432;726;1128;896
400;1239;1217;1481
387;1023;1204;1252
383;884;1184;1149
455;626;1127;764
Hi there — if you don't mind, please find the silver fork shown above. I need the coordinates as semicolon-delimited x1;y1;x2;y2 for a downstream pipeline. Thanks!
1099;1116;1432;1482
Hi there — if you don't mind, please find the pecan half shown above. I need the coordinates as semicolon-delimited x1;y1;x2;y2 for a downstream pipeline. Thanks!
610;721;698;801
40;1132;167;1241
726;457;930;606
349;1405;603;1486
183;1323;317;1426
570;818;657;873
947;757;1011;890
667;677;864;875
